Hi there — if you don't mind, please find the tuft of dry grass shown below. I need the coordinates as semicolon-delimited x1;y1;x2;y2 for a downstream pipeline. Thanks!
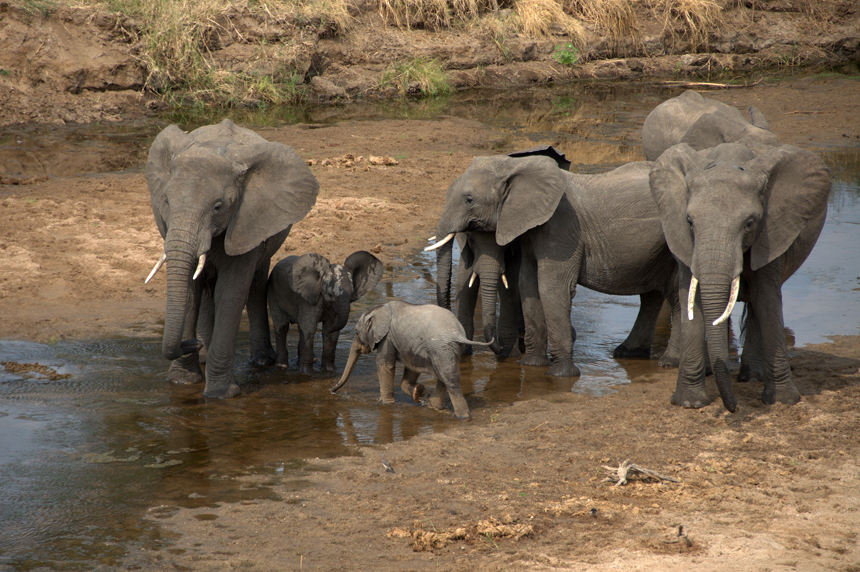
648;0;724;50
514;0;584;42
562;0;637;44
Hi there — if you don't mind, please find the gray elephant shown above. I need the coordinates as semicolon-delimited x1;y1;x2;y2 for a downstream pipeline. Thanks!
145;119;319;398
267;250;383;374
330;301;494;420
429;155;682;377
650;142;831;412
641;90;779;161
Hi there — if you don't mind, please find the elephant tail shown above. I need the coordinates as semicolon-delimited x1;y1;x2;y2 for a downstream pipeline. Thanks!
459;336;496;347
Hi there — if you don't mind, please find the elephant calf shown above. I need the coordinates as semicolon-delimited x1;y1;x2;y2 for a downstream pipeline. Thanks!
330;301;493;420
267;251;383;374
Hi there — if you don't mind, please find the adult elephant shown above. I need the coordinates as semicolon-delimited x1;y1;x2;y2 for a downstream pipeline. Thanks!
641;90;779;161
145;119;319;398
433;147;568;360
429;155;681;377
650;142;831;412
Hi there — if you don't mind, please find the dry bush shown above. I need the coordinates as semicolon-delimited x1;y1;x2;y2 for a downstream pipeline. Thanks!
562;0;637;43
648;0;724;50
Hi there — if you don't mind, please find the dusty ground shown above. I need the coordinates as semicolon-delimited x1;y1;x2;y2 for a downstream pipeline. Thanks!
2;2;860;569
2;79;859;572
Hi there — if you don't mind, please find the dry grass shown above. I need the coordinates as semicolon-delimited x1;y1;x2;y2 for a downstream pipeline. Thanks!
514;0;584;41
648;0;724;50
562;0;637;44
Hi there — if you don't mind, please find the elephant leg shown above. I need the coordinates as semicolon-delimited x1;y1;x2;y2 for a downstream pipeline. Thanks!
738;304;764;383
273;321;290;368
750;265;799;405
296;327;316;375
517;256;550;367
671;265;710;408
429;360;470;420
538;262;580;378
320;328;339;373
167;277;204;385
247;264;276;367
376;350;397;404
613;290;662;358
400;369;425;402
497;258;522;358
659;290;683;368
196;286;214;365
202;263;256;399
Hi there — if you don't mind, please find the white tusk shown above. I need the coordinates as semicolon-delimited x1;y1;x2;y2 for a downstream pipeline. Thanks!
687;275;698;321
424;232;455;251
469;272;477;288
501;273;509;289
193;253;206;280
428;235;436;242
145;252;166;284
713;276;740;326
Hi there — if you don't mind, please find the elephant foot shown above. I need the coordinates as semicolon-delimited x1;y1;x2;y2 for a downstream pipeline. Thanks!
762;382;801;406
275;352;289;368
613;344;651;359
658;353;680;368
546;360;581;378
379;395;396;405
198;345;208;365
412;383;426;402
320;361;337;373
518;353;551;367
166;359;204;385
428;395;446;411
204;381;242;399
249;346;276;367
670;385;711;409
299;363;315;375
453;411;471;421
737;364;762;383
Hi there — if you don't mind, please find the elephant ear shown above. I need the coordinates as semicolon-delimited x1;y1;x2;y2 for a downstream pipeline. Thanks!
747;105;770;130
145;124;193;239
344;250;384;301
649;144;703;268
507;145;571;171
224;138;319;256
364;303;393;347
495;155;568;247
292;253;328;305
748;145;831;270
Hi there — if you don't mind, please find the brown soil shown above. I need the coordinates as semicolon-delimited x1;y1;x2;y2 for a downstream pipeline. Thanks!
2;3;860;571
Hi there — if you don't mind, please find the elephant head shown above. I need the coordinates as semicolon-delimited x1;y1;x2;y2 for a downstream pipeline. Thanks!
291;250;383;332
145;119;319;361
650;142;831;410
331;303;392;393
430;147;568;351
642;90;779;161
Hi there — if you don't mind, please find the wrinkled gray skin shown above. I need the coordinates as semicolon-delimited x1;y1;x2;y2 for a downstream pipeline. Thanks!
650;142;831;412
331;301;494;420
146;119;319;398
436;231;524;357
642;90;779;161
267;250;383;374
433;155;682;378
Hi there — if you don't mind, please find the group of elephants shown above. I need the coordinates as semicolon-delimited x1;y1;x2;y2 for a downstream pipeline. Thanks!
144;90;832;419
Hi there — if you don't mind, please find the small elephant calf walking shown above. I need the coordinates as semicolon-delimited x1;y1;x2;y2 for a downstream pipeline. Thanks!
331;301;493;420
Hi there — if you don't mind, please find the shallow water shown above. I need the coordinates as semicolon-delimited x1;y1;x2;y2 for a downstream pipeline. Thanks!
1;82;859;569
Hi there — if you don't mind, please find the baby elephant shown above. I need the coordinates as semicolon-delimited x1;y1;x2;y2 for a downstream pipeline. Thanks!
268;251;383;374
330;301;493;420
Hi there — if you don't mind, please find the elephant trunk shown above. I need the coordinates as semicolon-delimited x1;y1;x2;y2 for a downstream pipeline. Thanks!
478;266;504;355
162;224;203;361
436;238;455;309
331;337;363;393
331;293;352;334
699;276;738;412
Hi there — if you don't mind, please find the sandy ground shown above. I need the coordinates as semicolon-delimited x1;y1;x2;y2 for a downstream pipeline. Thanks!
2;78;860;570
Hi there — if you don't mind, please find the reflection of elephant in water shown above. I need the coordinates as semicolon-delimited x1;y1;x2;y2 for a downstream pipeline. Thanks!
430;155;681;378
145;119;319;398
650;142;831;411
436;231;524;357
267;251;383;374
331;301;493;420
642;90;778;161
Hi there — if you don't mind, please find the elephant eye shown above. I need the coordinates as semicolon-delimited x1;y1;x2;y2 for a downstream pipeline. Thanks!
686;215;693;228
744;217;756;231
213;201;223;213
465;194;473;205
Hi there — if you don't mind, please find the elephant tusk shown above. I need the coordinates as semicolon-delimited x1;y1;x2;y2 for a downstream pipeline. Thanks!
428;235;436;242
687;275;698;321
469;272;477;288
713;276;740;326
501;273;508;289
424;232;455;251
193;253;207;280
145;252;166;284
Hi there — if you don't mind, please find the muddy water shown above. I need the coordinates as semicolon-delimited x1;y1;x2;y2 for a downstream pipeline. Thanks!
1;84;859;569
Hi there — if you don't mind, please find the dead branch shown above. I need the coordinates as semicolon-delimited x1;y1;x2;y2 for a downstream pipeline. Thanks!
601;459;680;487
